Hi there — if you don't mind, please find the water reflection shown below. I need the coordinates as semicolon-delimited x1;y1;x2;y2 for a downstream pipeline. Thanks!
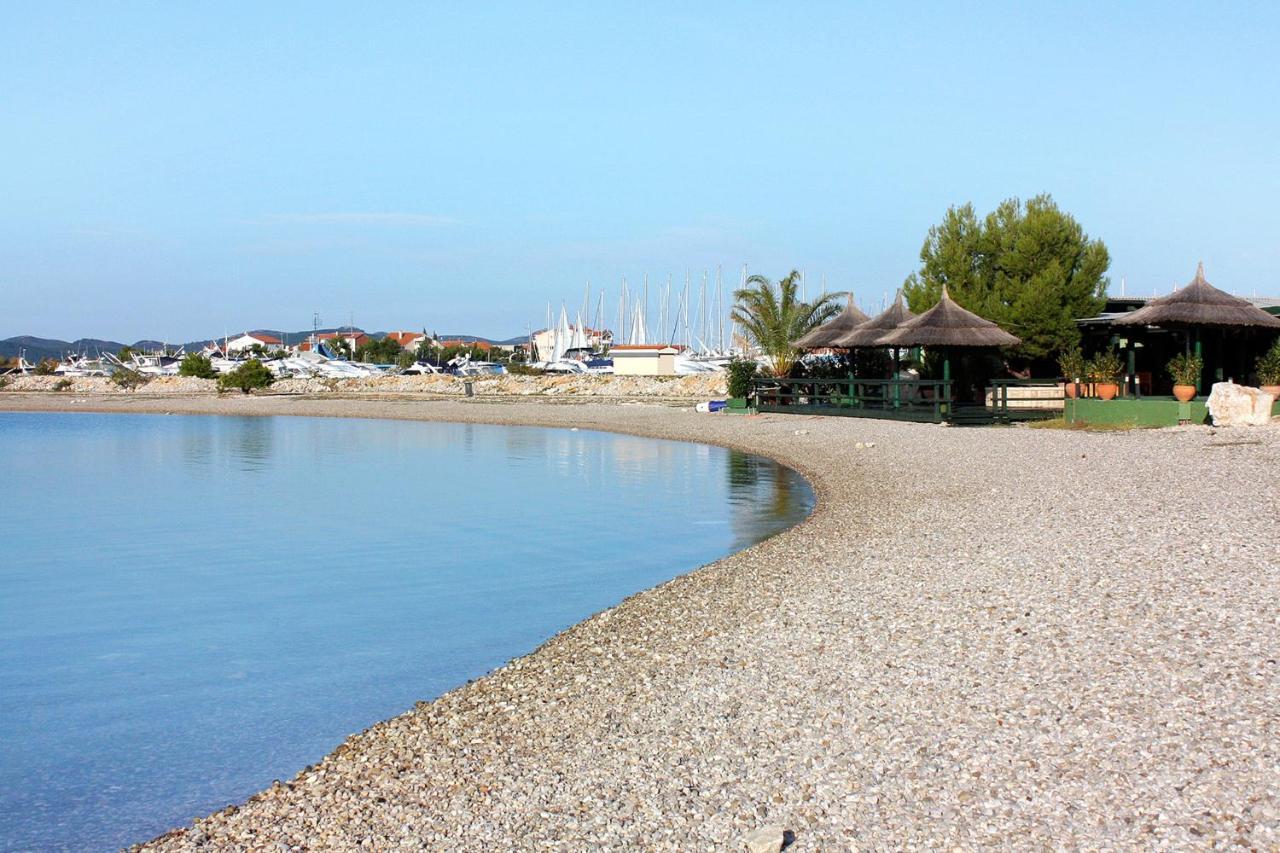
0;413;812;852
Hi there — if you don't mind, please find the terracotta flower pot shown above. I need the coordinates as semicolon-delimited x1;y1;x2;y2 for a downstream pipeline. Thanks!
1095;382;1119;401
1063;382;1078;399
1172;384;1196;402
1261;384;1280;397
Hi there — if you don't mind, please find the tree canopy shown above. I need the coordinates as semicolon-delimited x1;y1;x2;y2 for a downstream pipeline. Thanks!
355;336;405;364
731;270;840;377
903;194;1109;364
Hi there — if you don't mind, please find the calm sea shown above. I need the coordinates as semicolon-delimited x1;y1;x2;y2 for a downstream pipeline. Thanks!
0;412;811;851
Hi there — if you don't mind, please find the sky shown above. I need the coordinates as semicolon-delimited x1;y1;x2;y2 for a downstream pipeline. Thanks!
2;1;1279;342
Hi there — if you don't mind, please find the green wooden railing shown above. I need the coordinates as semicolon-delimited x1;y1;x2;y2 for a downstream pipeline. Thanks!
752;377;955;422
752;377;1065;425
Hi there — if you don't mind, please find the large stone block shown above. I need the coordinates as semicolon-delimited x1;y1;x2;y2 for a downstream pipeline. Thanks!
1206;381;1276;426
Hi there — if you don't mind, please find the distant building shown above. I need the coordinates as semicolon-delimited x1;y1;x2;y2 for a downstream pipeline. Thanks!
611;344;683;376
297;331;371;352
384;331;431;351
225;332;284;353
530;325;612;359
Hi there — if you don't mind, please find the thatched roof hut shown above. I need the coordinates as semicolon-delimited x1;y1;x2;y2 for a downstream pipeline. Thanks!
1113;263;1280;329
878;287;1020;348
834;291;916;348
793;297;870;349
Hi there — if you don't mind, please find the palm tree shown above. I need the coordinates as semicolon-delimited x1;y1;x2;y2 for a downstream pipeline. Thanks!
731;270;840;377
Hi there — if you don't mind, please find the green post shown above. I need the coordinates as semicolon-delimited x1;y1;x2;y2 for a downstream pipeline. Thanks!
942;354;951;420
1194;330;1203;394
1127;347;1137;398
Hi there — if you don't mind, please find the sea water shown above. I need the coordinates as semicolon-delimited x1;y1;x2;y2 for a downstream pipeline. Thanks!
0;412;812;851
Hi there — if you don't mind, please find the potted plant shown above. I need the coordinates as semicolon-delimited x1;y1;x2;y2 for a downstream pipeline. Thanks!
1257;339;1280;396
1057;345;1086;398
1086;350;1123;400
725;357;758;409
1167;352;1203;402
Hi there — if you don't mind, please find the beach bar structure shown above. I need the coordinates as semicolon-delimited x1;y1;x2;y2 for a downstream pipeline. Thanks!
753;288;1053;424
791;297;869;350
1067;264;1280;426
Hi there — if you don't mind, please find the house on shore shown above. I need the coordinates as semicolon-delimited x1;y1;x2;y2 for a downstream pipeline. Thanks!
225;332;283;353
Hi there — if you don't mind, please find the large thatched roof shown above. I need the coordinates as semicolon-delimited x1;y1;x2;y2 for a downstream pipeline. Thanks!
1113;263;1280;329
834;290;916;348
878;287;1020;348
793;297;870;349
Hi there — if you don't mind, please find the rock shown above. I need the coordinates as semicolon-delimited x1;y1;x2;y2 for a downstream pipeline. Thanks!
1206;381;1276;426
742;825;785;853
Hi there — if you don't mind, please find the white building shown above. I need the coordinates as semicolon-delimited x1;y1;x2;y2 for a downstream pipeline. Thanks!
224;332;284;353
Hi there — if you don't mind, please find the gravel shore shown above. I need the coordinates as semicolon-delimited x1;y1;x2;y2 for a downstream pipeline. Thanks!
4;394;1278;849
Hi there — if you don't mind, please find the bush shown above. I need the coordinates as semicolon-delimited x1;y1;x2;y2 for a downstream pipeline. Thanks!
1057;345;1086;381
726;357;758;399
34;359;57;375
112;368;148;390
1085;349;1123;383
217;359;274;394
1256;339;1280;386
1167;352;1203;387
179;353;218;379
53;378;73;391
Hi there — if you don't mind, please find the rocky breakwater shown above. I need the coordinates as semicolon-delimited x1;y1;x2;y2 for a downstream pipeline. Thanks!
271;373;728;399
0;375;217;395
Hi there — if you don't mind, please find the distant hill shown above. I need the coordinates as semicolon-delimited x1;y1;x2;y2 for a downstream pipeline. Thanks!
2;329;524;361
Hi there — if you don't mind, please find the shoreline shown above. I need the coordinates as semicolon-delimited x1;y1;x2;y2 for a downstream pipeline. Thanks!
4;394;1278;848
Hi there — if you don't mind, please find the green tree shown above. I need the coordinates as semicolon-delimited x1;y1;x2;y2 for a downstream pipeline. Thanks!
730;270;840;377
903;194;1109;367
217;359;274;393
117;346;136;361
178;353;218;379
355;336;406;364
34;359;58;375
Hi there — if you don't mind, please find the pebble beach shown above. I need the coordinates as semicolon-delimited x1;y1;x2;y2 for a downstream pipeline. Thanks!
3;392;1278;849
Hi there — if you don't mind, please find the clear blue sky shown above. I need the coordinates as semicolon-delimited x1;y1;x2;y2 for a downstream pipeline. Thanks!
3;1;1278;342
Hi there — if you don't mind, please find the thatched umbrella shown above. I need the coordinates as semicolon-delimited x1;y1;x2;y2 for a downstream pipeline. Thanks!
792;296;870;349
833;290;916;348
1114;263;1280;329
878;287;1020;348
1113;263;1280;391
878;287;1019;405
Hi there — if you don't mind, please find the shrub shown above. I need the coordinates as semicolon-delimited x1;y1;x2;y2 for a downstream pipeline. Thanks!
1256;339;1280;386
53;378;73;391
178;353;218;379
1057;345;1086;381
726;357;758;399
34;359;58;375
217;359;274;394
0;375;9;389
112;368;148;390
1085;349;1123;383
1167;352;1203;387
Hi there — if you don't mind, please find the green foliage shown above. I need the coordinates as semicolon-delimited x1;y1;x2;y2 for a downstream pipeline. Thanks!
1256;339;1280;385
34;359;58;375
1057;345;1086;381
111;368;148;390
178;353;218;379
1167;352;1203;386
217;359;274;394
726;357;758;398
506;363;545;376
903;194;1109;365
1085;349;1123;383
356;336;406;364
730;270;841;377
52;378;73;391
414;339;440;362
326;338;354;359
117;346;136;361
